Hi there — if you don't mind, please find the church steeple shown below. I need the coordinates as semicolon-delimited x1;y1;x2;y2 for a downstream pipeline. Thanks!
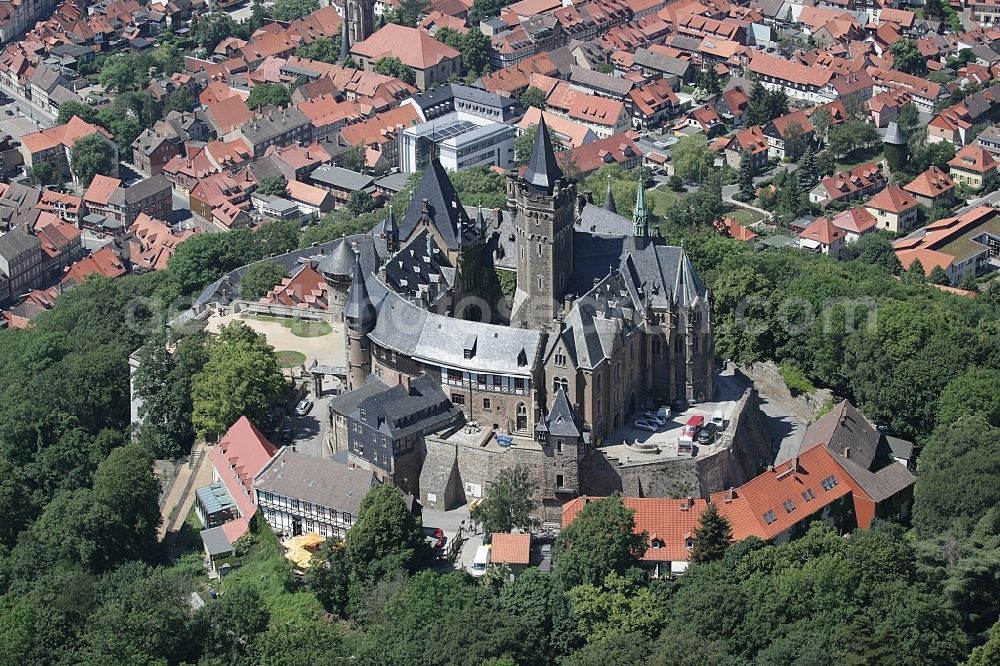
339;17;350;61
524;115;563;192
632;181;648;239
603;175;617;213
383;205;397;253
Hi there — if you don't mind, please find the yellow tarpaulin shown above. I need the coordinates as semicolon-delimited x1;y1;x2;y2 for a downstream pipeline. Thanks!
282;533;326;568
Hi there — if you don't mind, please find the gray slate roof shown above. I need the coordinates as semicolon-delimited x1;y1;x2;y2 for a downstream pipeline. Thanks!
310;165;375;192
254;447;378;516
540;388;582;438
524;116;563;191
0;227;41;263
331;373;462;440
397;159;477;250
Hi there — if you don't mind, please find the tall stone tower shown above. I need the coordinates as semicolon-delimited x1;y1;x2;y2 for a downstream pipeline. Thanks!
344;251;376;391
343;0;375;47
508;117;576;330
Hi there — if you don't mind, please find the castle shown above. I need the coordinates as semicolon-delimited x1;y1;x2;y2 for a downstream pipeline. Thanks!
325;119;714;514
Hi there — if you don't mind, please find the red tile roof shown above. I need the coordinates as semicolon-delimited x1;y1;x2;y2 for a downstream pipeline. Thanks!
209;416;279;528
800;216;846;245
352;24;460;69
712;445;857;541
829;207;877;235
949;145;998;174
865;184;916;214
562;496;707;563
60;246;127;287
490;533;531;565
904;165;955;199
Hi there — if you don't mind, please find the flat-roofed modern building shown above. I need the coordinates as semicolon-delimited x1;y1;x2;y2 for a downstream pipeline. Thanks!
399;111;517;173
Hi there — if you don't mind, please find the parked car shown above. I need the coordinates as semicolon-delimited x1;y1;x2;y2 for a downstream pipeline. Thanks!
644;411;667;426
294;398;313;416
711;410;725;428
697;423;719;445
281;424;294;443
657;406;672;420
634;419;658;432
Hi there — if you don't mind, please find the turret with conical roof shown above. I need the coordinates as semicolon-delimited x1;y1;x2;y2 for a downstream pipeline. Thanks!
603;174;617;213
883;121;908;174
383;205;398;253
524;115;563;193
345;251;376;390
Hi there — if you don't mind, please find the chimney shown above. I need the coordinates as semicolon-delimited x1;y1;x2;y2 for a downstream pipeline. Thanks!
493;207;502;228
844;447;850;459
793;456;800;472
563;293;574;314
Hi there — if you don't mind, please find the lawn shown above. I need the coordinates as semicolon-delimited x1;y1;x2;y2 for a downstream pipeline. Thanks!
647;186;681;215
835;147;884;173
174;508;204;555
242;314;333;338
276;350;307;368
726;207;766;226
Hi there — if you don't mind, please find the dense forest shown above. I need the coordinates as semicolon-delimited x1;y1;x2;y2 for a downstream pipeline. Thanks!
1;166;999;664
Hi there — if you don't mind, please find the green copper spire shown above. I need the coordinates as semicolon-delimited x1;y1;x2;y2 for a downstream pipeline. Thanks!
632;182;648;238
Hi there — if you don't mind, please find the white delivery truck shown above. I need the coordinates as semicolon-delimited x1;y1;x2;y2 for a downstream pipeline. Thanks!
471;545;491;577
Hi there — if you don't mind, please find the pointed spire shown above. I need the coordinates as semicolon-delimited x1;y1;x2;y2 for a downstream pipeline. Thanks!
603;174;617;213
633;181;648;238
546;387;582;438
524;115;563;191
345;250;376;332
340;17;350;61
383;205;398;252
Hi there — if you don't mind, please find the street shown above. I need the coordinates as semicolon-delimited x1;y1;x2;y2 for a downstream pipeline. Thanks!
0;87;55;128
283;393;334;459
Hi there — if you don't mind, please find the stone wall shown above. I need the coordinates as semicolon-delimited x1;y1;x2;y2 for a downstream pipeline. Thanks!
739;361;833;423
580;388;773;500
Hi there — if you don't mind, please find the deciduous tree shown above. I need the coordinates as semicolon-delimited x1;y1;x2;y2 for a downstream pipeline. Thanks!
471;464;539;535
554;494;647;589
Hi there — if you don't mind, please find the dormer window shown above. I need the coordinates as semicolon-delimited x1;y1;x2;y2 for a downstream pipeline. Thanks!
651;538;663;549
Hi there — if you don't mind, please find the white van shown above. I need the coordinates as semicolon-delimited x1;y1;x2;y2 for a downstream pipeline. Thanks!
711;410;725;428
471;545;491;577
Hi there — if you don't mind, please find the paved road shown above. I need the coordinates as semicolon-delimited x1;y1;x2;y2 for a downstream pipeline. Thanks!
285;394;334;459
0;86;55;127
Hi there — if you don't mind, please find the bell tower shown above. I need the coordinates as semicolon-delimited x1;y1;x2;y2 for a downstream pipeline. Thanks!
343;0;375;46
508;117;576;331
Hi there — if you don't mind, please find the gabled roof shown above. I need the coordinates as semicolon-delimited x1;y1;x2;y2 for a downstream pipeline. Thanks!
799;216;845;245
541;387;582;438
351;23;460;69
208;416;278;525
490;533;531;565
949;145;998;173
562;496;707;563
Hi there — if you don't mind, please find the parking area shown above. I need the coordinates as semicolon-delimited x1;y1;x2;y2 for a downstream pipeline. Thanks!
420;504;480;573
280;392;334;459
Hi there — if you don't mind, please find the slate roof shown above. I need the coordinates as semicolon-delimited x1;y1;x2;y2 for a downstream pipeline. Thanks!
254;447;378;516
345;248;376;325
316;239;357;278
397;159;477;250
524;115;563;191
330;372;462;440
539;387;582;438
382;229;454;307
0;228;41;262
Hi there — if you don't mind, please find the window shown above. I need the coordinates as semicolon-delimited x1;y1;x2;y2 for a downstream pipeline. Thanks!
483;398;491;410
553;377;568;393
555;352;566;367
451;393;465;406
651;538;663;549
556;474;564;488
802;488;815;502
822;475;838;491
557;440;562;453
762;510;777;525
782;499;796;513
477;374;487;385
359;409;366;422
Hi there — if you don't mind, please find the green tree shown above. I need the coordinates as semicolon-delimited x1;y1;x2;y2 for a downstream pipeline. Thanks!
470;0;504;23
57;101;98;125
70;135;116;187
737;150;755;201
554;494;647;589
462;28;492;74
346;483;428;579
247;82;291;110
91;442;162;562
898;102;921;133
671;134;714;183
256;175;288;197
239;261;289;300
847;231;902;274
520;86;547;108
890;39;927;75
374;56;416;85
192;12;238;51
295;35;342;64
347;190;378;215
936;368;1000;428
810;106;833;144
450;165;508;208
798;144;818;188
191;321;285;439
782;120;808;160
690;503;732;563
164;88;195;114
966;618;1000;666
98;53;152;92
568;572;667;642
915;417;1000;537
929;264;952;285
390;0;429;26
471;464;539;535
696;67;721;95
31;160;55;185
270;0;319;21
304;539;353;616
435;26;464;50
